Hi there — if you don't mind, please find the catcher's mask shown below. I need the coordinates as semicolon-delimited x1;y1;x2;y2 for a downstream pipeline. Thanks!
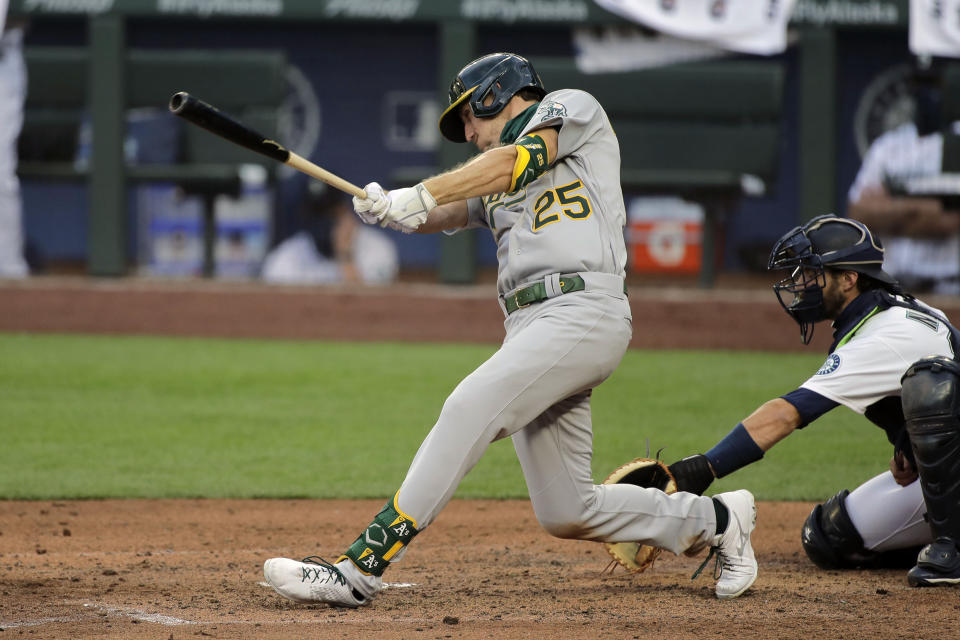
768;214;897;344
438;52;546;143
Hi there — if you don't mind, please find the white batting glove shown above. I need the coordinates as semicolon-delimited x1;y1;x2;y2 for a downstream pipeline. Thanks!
378;183;438;234
352;182;389;225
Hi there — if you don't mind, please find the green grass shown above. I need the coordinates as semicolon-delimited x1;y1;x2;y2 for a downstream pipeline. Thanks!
0;333;889;501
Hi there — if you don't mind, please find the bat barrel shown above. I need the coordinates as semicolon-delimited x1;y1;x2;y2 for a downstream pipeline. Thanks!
169;91;366;199
169;91;191;113
168;91;290;163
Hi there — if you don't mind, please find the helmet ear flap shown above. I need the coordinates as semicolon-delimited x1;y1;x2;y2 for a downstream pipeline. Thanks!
469;74;505;118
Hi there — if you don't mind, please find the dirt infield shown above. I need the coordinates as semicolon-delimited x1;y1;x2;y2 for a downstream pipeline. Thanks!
0;275;846;351
2;499;957;640
3;277;960;638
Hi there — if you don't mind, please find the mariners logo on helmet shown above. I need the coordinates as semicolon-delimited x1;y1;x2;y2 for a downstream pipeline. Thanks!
438;52;547;143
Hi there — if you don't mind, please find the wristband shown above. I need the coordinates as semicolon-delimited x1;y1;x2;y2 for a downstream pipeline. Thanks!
704;422;764;478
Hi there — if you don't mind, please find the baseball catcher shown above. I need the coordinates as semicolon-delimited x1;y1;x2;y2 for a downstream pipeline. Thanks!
262;52;760;607
667;214;960;586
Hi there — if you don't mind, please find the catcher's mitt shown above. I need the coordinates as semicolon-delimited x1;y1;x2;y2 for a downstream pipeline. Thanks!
601;457;677;573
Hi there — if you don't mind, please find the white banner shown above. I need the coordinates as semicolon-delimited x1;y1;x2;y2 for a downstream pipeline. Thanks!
592;0;797;55
574;26;731;73
909;0;960;58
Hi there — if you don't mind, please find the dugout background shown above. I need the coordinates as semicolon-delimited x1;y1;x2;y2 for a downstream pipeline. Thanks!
12;0;920;281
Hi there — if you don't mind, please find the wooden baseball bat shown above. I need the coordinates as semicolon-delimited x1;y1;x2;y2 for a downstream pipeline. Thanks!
169;91;366;199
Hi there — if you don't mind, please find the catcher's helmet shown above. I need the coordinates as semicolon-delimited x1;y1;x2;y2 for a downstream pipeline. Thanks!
768;214;897;344
438;52;546;143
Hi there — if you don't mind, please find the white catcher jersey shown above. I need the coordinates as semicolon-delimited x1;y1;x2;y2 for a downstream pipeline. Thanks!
801;301;955;414
460;89;628;296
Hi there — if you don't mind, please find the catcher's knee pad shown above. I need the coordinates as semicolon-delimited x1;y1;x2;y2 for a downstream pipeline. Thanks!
902;356;960;542
802;489;923;570
341;496;419;577
802;490;879;569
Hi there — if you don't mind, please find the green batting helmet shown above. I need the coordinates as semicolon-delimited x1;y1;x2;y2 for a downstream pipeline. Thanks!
438;52;546;143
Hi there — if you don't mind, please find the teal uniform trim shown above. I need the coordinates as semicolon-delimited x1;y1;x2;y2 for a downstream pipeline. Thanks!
834;306;880;350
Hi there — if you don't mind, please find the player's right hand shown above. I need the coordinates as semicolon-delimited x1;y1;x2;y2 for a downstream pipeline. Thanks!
353;182;389;225
889;451;918;486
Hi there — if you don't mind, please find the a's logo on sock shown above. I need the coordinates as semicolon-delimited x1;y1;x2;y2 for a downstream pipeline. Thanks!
361;553;379;571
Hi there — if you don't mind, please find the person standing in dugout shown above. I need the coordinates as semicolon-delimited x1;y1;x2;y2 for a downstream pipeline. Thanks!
667;214;960;587
263;52;759;605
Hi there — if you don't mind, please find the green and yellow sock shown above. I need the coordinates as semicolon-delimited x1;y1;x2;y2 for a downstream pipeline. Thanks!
340;494;419;577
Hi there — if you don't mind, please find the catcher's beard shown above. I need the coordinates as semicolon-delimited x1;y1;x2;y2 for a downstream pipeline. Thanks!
819;274;848;321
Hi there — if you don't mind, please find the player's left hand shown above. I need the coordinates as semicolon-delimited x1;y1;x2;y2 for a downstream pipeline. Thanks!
376;183;438;234
352;182;389;225
890;451;918;486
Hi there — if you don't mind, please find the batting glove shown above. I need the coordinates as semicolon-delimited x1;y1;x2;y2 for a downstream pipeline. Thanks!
352;182;389;225
379;183;438;234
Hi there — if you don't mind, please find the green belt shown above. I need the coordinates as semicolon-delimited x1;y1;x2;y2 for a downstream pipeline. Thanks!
503;275;586;315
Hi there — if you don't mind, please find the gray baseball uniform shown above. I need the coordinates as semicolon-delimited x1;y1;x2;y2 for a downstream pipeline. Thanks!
340;89;717;595
0;26;27;278
465;90;629;296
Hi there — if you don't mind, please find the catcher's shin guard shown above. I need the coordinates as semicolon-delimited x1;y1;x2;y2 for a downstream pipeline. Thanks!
341;496;419;577
901;357;960;542
902;356;960;583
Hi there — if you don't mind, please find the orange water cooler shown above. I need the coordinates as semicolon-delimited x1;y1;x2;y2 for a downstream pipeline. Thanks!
627;197;703;274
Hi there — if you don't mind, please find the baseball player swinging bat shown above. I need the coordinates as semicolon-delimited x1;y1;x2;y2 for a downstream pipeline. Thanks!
168;91;366;198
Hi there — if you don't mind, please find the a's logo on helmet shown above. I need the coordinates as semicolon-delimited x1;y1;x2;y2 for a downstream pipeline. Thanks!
816;354;841;376
449;78;468;104
537;100;567;121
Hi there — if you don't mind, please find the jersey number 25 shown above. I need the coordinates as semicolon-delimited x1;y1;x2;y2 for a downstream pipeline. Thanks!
532;180;592;232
